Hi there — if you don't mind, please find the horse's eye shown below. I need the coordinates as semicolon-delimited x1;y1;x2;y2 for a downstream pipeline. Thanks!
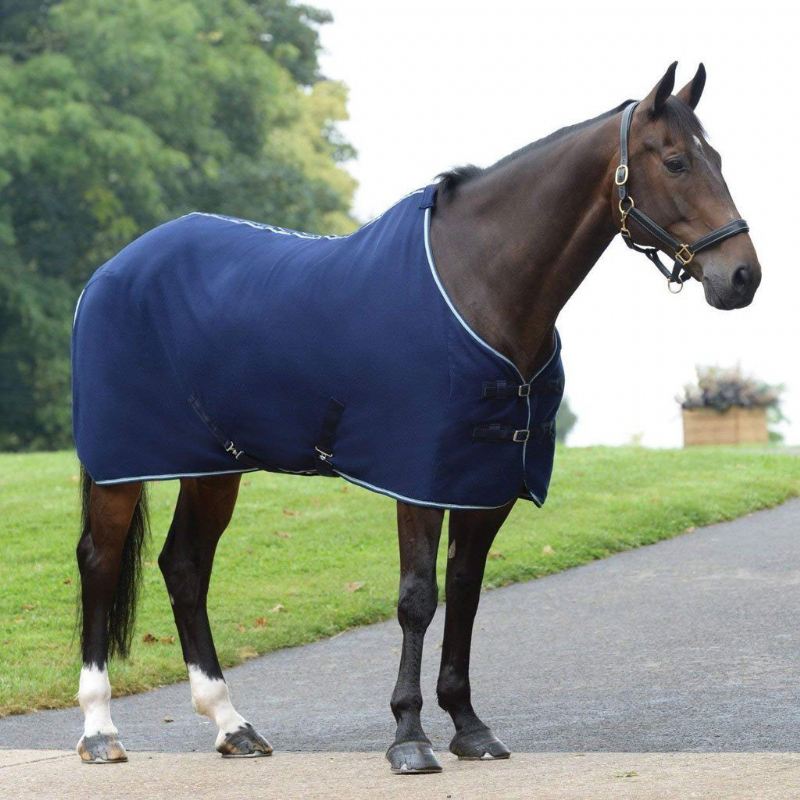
665;157;687;174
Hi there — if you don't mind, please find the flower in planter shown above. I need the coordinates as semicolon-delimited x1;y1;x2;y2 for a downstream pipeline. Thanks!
678;366;783;413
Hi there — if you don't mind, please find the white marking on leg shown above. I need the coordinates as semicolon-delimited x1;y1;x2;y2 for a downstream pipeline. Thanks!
187;665;248;748
78;664;117;737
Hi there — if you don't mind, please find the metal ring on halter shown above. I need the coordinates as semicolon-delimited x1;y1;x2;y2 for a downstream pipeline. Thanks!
667;277;684;294
619;196;635;216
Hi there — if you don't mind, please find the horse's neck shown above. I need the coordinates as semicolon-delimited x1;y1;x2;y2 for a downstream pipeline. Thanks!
430;115;620;377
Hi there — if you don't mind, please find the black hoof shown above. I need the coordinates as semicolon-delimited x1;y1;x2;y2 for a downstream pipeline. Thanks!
77;733;128;764
217;723;273;758
386;741;443;774
449;728;511;760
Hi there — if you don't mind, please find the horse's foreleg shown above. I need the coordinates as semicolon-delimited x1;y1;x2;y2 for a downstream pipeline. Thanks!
158;474;271;757
386;502;444;774
76;478;144;763
436;502;515;760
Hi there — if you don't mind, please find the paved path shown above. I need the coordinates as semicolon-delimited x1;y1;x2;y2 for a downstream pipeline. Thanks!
4;751;800;800
2;500;800;762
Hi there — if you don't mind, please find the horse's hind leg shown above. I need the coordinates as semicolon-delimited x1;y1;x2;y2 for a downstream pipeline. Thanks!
386;502;444;774
76;477;145;763
158;474;272;757
436;503;515;760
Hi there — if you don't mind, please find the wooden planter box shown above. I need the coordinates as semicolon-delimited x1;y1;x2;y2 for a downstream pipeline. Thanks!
682;406;768;447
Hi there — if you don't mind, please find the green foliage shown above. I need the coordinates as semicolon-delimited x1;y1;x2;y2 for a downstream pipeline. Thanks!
0;262;73;449
247;1;333;86
0;0;355;450
0;1;60;62
2;446;799;715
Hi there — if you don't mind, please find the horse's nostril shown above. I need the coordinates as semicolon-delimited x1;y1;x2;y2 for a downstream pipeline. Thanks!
732;265;752;292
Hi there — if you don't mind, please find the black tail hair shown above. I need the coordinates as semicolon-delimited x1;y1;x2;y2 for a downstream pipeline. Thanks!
78;465;150;660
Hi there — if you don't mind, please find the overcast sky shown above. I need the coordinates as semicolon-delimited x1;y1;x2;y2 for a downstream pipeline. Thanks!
318;0;798;447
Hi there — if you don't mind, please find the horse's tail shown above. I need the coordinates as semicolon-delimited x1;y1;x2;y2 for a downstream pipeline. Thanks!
78;465;150;660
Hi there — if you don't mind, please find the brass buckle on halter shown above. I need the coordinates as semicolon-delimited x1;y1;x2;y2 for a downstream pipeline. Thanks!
614;164;629;186
675;244;694;266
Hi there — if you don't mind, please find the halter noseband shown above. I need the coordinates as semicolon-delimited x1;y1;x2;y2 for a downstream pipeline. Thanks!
616;101;750;293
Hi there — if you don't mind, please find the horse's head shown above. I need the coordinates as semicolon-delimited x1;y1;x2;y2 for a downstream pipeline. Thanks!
618;63;761;309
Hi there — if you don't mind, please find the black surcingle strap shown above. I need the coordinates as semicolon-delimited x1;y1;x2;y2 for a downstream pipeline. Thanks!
314;398;345;476
188;392;274;470
189;391;345;477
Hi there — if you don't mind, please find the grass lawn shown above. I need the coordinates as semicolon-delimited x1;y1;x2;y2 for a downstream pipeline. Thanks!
1;446;799;717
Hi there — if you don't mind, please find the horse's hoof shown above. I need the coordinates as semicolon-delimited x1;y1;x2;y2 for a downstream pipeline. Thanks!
77;733;128;764
449;728;511;760
217;723;273;757
386;741;443;774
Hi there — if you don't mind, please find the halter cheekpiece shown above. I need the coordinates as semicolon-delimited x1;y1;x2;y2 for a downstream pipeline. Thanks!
616;101;749;291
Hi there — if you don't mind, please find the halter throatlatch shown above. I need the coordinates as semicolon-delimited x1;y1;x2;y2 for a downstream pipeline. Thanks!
616;101;750;292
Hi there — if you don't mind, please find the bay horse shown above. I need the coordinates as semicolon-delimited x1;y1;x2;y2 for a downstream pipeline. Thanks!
73;63;761;773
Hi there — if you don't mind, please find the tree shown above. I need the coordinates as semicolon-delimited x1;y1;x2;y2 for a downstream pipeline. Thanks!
556;397;577;444
0;0;356;450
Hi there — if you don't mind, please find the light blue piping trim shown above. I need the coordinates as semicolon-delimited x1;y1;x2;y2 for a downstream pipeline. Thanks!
333;468;513;511
423;207;560;382
187;189;426;242
73;288;86;327
521;329;561;507
94;461;324;484
96;462;526;509
94;467;261;485
423;208;523;380
422;206;559;507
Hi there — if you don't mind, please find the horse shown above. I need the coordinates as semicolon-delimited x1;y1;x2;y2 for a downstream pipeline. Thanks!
72;62;761;773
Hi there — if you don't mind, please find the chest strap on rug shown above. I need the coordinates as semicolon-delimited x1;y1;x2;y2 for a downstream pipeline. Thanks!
473;424;530;443
482;377;564;400
314;398;345;476
482;381;531;399
473;421;556;445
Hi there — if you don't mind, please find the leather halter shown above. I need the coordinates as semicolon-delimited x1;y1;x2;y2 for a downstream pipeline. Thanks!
615;101;750;292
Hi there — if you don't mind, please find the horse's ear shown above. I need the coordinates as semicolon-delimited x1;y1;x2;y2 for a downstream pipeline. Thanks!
642;61;678;118
676;63;706;110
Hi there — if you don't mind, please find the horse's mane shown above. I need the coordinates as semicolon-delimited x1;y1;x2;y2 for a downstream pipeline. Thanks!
437;97;706;197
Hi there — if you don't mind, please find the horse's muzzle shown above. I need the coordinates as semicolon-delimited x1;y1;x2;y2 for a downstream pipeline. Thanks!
702;262;761;310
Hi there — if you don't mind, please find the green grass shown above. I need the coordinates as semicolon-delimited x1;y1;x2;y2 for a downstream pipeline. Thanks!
1;446;799;717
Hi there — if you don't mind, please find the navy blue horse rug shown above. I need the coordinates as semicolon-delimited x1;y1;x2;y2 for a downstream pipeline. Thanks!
72;186;564;509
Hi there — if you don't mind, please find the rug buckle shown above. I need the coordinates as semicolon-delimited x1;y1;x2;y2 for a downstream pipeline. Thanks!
315;446;333;461
512;429;530;443
224;440;243;460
